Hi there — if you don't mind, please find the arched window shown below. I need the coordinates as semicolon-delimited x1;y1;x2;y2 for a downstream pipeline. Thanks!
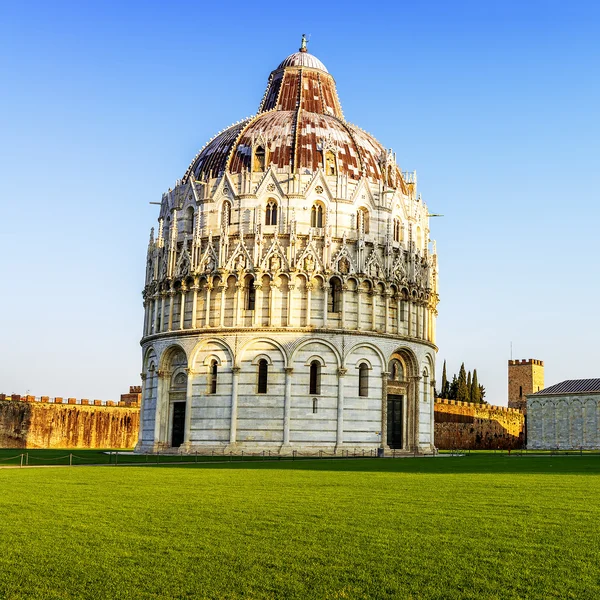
246;277;256;311
254;146;266;172
257;359;268;393
209;359;218;394
311;203;324;228
309;360;321;395
312;398;318;414
328;278;342;313
185;206;195;235
393;218;401;242
358;363;369;397
265;199;278;226
357;208;370;234
325;150;336;176
222;201;231;227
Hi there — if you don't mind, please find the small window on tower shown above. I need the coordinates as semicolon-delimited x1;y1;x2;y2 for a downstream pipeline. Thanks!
309;360;321;395
246;278;256;311
257;359;269;394
311;204;324;228
209;360;218;394
254;146;266;172
357;208;370;234
265;199;278;226
325;151;336;176
519;386;523;398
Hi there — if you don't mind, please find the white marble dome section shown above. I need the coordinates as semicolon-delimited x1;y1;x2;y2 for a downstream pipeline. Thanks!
136;43;439;455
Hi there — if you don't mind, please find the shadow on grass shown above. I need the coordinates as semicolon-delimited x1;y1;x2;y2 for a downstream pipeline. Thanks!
131;454;600;475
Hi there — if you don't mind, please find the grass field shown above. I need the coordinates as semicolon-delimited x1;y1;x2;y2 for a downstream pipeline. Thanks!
1;455;598;599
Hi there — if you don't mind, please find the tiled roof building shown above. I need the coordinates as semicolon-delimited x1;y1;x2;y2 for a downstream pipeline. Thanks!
137;38;439;455
527;379;600;449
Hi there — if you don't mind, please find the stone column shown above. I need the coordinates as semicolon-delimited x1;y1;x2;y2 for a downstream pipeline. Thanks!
371;291;377;331
182;367;194;449
287;284;295;327
155;370;168;445
269;281;278;327
407;301;412;337
322;282;329;328
137;372;147;449
159;293;166;332
205;283;212;328
356;285;362;330
409;375;422;452
252;284;262;327
179;286;186;330
229;366;241;444
152;296;159;334
341;285;347;329
219;282;226;327
283;367;293;445
397;297;402;335
167;290;175;332
191;282;198;329
306;282;313;327
234;281;243;327
381;372;390;450
336;368;347;450
384;292;390;334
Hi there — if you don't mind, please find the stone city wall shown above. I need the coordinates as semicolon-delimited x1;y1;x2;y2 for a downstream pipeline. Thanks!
434;399;525;450
0;391;140;449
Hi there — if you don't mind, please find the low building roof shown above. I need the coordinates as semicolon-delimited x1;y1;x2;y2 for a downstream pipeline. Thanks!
530;379;600;396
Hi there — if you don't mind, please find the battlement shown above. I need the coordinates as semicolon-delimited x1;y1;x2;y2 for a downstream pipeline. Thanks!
0;394;139;408
435;398;522;415
508;359;544;366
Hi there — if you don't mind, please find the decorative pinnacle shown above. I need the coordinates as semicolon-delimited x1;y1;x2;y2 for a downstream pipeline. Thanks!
300;33;308;53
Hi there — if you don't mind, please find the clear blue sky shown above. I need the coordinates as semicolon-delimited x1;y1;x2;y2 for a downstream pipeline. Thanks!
1;1;599;404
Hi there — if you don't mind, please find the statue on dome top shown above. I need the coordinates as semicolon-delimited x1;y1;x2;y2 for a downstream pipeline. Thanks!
300;34;308;53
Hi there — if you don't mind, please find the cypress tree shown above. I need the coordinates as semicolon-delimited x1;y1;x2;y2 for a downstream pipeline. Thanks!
449;375;458;400
466;371;472;402
471;370;481;403
479;384;487;404
457;363;469;402
441;360;448;399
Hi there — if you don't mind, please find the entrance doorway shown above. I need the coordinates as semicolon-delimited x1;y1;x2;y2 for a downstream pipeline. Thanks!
171;402;186;448
387;394;403;449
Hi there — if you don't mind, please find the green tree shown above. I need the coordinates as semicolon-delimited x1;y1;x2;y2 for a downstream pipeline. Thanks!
466;371;472;402
471;370;482;403
441;360;448;399
479;384;487;404
457;363;469;402
449;375;458;400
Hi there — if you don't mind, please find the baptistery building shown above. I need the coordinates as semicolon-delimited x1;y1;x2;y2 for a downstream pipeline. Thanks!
136;38;439;455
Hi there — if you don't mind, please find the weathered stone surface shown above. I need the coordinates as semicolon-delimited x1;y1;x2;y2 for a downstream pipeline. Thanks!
434;399;524;450
0;399;139;449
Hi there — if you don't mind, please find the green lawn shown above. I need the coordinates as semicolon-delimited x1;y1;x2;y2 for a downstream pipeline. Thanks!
0;456;598;599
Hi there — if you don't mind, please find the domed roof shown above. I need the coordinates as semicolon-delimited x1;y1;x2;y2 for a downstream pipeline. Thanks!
276;51;328;73
183;38;406;192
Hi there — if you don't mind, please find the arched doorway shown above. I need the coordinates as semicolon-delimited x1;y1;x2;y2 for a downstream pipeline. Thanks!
161;347;188;448
386;354;411;450
169;371;187;447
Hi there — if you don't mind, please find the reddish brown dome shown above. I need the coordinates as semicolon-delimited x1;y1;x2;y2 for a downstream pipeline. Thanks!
183;44;406;192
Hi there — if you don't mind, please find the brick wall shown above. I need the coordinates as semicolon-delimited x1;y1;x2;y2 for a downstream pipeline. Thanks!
0;394;140;449
508;359;544;412
434;398;525;450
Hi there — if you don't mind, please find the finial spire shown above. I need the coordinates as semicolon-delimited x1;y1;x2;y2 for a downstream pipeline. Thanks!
299;33;308;53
